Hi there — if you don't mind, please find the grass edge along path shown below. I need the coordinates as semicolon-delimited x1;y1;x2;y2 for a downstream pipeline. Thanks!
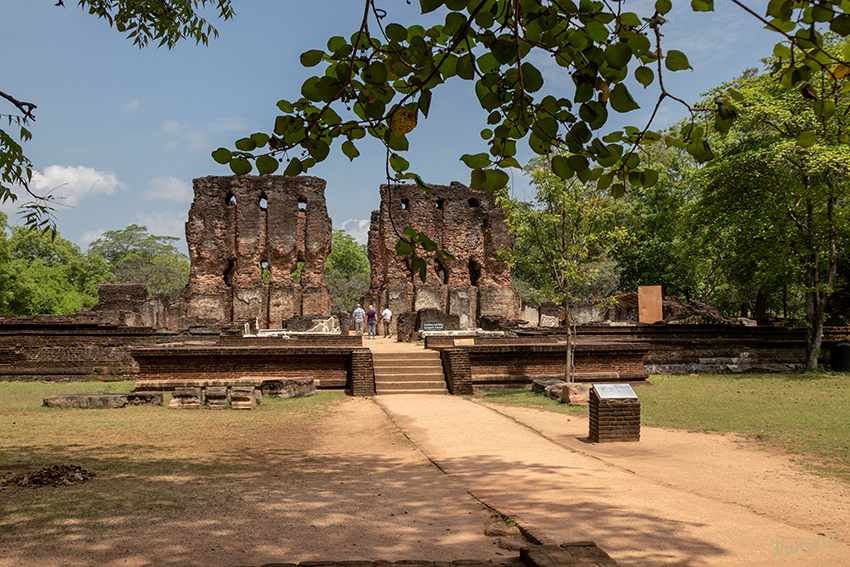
481;372;850;484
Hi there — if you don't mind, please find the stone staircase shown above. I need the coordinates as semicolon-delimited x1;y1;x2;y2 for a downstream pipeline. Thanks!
372;350;448;395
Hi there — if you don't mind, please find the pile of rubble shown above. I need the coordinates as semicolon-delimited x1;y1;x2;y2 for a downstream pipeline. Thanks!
1;464;95;488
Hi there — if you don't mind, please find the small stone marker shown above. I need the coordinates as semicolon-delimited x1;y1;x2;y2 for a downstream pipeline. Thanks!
259;377;316;399
205;386;228;409
230;386;257;410
169;388;202;409
589;383;640;443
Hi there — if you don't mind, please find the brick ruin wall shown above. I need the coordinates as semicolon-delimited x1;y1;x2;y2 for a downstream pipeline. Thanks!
365;182;520;331
183;175;332;328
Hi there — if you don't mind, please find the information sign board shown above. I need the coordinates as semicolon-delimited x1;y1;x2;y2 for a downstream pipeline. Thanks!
422;323;445;332
593;383;638;399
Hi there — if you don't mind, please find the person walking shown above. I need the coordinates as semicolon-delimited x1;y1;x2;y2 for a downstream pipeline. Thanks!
366;305;377;339
352;304;365;336
381;306;392;337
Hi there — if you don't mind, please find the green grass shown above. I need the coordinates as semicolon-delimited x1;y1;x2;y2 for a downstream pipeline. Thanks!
0;381;346;542
482;373;850;483
480;389;588;415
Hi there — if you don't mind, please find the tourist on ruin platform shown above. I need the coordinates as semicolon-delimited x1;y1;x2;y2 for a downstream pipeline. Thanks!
353;304;365;336
366;305;377;339
381;306;392;337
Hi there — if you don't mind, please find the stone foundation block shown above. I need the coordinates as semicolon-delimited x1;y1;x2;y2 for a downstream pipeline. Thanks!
169;388;202;409
205;386;228;409
230;386;257;410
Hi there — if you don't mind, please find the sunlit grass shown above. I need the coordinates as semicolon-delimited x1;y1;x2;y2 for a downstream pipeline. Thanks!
482;373;850;483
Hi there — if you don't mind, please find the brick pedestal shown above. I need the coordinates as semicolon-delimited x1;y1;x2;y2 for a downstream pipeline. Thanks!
589;386;640;443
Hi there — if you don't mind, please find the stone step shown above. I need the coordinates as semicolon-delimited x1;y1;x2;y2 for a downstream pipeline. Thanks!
376;380;449;391
372;358;442;368
373;364;444;374
375;386;449;395
371;353;442;362
374;371;445;382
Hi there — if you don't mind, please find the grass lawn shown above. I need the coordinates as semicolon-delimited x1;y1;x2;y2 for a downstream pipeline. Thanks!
482;372;850;483
0;381;345;540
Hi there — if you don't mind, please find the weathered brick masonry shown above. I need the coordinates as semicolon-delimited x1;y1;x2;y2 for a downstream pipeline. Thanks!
426;336;649;389
0;319;203;382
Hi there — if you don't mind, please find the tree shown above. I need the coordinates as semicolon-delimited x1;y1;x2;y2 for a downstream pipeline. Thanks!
0;217;110;315
212;1;850;262
498;157;630;381
88;224;190;299
1;0;234;228
696;43;850;369
324;229;370;313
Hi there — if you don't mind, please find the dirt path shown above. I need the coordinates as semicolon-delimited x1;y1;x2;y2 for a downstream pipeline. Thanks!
376;395;848;567
1;391;847;567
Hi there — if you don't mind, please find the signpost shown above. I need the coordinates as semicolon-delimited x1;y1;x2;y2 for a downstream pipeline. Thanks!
589;383;640;443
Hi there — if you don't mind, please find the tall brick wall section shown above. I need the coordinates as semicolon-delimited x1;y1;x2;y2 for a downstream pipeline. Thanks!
184;175;332;328
366;182;520;332
349;348;375;396
441;347;473;395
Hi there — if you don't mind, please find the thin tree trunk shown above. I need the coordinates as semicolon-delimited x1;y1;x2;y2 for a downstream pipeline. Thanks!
564;297;572;383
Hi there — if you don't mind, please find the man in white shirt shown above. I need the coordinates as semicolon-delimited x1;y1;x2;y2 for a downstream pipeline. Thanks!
352;304;366;336
381;306;392;337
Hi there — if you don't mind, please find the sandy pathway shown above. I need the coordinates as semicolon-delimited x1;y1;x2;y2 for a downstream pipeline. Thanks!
376;395;848;567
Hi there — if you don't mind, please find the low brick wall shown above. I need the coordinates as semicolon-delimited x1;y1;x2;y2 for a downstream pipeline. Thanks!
0;320;198;382
427;337;648;390
131;345;371;392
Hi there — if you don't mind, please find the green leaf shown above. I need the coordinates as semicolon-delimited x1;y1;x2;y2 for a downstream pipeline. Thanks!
665;50;692;71
521;62;544;92
308;138;330;161
640;169;659;187
386;23;407;42
690;0;713;12
605;43;632;70
251;133;270;147
396;239;414;255
481;169;509;193
567;154;589;172
611;183;626;198
230;158;252;176
327;36;346;52
276;100;293;113
609;83;640;113
460;153;491;168
212;148;232;165
235;137;257;152
300;49;325;67
584;20;609;42
284;158;302;176
635;66;654;88
256;155;279;175
457;55;475;80
551;155;574;180
831;15;850;36
655;0;672;15
390;153;410;172
796;131;818;147
341;140;360;161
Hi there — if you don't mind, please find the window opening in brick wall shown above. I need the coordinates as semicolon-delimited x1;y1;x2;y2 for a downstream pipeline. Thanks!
435;199;444;209
298;199;307;212
223;259;236;287
259;196;268;210
468;198;479;208
261;260;271;284
227;193;236;206
401;199;409;210
469;259;481;286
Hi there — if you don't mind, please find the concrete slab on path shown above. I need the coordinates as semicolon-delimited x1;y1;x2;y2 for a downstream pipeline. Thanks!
375;395;847;567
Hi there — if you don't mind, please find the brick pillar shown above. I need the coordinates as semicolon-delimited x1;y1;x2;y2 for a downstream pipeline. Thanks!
349;348;375;396
589;388;641;442
441;347;473;395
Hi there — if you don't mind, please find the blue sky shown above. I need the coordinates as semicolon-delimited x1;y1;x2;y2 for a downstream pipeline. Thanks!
2;0;779;253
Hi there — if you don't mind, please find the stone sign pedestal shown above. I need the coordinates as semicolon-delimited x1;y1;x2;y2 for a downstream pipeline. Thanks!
589;384;640;443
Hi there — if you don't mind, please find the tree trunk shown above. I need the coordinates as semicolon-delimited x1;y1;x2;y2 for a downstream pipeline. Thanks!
564;297;572;383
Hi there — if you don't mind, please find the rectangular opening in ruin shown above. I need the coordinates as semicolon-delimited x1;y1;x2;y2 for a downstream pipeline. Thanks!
468;198;479;208
298;199;307;211
401;199;409;210
435;199;444;209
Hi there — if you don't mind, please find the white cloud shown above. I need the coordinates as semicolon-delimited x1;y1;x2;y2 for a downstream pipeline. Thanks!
159;119;210;153
338;218;370;244
135;209;188;241
29;165;124;207
119;99;139;113
78;228;106;249
144;176;193;203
